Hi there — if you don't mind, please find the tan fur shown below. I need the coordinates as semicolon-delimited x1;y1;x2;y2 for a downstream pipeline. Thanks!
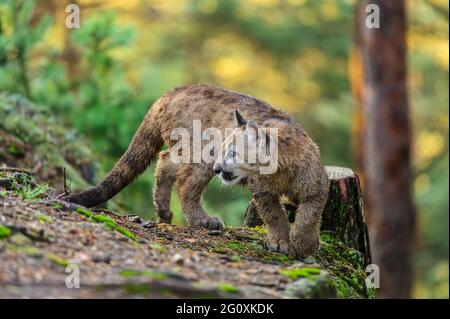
63;84;329;257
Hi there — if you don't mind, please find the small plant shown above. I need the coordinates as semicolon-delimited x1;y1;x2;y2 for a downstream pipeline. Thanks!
17;183;49;200
0;225;12;239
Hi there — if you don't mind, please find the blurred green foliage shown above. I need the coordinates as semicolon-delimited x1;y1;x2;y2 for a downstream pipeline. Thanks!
0;0;447;297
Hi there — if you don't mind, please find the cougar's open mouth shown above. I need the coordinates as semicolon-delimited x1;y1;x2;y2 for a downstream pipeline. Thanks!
222;171;238;182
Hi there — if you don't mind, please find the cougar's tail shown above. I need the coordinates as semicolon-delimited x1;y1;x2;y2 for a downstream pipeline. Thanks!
63;107;164;207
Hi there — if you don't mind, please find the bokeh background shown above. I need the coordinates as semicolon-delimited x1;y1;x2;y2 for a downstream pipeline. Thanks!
0;0;447;298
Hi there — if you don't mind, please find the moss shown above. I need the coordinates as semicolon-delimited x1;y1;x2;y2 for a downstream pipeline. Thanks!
314;233;375;298
75;208;137;241
280;267;321;280
45;253;69;267
119;269;168;281
283;271;336;299
123;283;152;296
211;239;294;265
0;225;12;239
253;225;267;235
50;202;63;209
36;214;53;223
216;282;238;294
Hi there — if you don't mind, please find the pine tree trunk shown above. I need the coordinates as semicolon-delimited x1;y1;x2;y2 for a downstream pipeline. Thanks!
354;0;415;298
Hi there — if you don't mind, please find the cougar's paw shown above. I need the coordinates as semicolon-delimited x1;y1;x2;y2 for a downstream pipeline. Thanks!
198;216;224;230
157;211;173;224
290;234;320;257
265;239;295;256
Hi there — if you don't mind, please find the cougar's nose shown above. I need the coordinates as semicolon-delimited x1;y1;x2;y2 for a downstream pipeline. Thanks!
213;163;222;175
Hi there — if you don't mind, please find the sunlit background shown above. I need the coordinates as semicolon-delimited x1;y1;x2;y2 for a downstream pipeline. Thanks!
0;0;448;298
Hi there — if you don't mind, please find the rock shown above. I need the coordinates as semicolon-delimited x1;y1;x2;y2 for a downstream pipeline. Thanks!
9;232;32;246
302;256;316;264
172;253;184;265
283;270;336;299
142;221;156;229
128;216;142;224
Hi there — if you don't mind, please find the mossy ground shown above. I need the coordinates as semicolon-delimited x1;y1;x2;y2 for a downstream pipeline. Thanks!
0;164;375;298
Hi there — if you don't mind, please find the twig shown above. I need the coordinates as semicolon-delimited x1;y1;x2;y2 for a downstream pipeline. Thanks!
63;167;68;194
56;167;70;199
0;167;35;175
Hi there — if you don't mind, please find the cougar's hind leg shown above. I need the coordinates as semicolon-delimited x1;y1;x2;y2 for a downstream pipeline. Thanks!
153;151;176;223
175;163;223;230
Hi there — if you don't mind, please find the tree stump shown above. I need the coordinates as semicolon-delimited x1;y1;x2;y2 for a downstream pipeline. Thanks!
244;166;372;265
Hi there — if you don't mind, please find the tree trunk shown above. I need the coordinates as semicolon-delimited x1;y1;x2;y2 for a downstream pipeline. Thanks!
244;166;372;266
321;166;371;266
353;0;415;298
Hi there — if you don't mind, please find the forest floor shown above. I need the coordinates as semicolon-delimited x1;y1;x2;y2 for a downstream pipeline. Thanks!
0;183;304;298
0;170;373;299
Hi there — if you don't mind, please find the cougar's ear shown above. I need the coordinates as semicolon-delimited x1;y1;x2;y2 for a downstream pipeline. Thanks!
233;109;247;127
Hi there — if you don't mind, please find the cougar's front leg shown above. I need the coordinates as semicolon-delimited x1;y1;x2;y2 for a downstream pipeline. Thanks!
253;194;294;256
290;195;326;257
153;151;176;224
175;164;224;230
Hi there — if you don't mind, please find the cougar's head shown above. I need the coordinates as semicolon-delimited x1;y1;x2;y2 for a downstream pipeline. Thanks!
213;110;277;185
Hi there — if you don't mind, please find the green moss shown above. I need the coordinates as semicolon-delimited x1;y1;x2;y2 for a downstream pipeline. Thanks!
0;225;12;239
216;282;238;294
36;214;53;223
314;233;375;298
119;269;168;281
211;239;294;265
50;202;63;209
280;267;321;280
75;208;137;241
253;225;267;235
45;253;69;267
123;283;152;296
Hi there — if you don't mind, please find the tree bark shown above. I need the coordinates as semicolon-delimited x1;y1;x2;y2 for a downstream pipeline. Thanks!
354;0;415;298
321;166;371;266
244;166;372;266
